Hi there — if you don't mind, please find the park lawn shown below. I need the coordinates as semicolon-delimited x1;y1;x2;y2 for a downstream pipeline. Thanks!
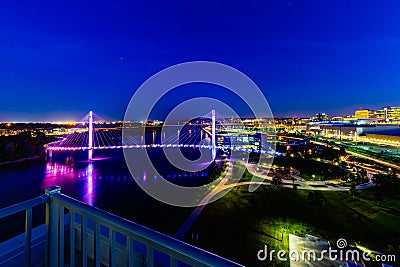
273;156;345;181
230;161;266;183
182;176;400;266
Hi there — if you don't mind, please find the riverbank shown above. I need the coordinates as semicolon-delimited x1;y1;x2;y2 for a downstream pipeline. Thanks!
0;155;44;166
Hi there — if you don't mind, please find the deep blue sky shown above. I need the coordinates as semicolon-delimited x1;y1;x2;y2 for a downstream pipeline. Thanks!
1;1;400;121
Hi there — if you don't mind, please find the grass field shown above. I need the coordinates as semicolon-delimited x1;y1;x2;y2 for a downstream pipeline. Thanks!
273;156;345;181
182;172;400;266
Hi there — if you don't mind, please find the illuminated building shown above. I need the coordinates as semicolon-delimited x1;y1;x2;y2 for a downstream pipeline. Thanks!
355;109;375;119
315;113;329;121
363;132;400;146
307;121;400;141
343;116;356;121
274;117;308;133
375;106;400;121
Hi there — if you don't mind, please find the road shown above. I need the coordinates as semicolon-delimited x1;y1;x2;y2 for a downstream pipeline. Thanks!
346;150;400;170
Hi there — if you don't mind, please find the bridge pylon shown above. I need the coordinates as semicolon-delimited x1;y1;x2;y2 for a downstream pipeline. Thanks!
88;111;93;161
212;109;216;160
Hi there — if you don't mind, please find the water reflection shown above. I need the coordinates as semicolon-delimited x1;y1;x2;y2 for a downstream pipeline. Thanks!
85;163;94;205
42;161;97;206
39;150;214;207
43;162;74;184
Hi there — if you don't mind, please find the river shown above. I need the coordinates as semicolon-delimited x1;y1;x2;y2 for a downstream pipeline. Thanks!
0;148;213;242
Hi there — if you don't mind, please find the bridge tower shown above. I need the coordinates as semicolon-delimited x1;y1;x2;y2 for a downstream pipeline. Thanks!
212;109;216;160
88;111;93;161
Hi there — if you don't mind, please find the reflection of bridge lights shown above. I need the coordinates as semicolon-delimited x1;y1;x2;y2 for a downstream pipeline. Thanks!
85;163;94;206
42;162;75;190
45;162;74;177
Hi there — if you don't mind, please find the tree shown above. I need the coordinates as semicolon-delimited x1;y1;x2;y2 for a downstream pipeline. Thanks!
351;172;357;182
359;169;368;183
271;175;283;188
371;172;400;206
338;146;346;157
372;173;396;189
349;183;358;200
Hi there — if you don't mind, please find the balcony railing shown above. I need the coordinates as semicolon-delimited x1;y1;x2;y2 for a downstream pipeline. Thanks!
0;186;243;267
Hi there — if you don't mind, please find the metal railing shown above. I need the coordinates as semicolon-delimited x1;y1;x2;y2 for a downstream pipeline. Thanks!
0;186;243;267
0;194;49;266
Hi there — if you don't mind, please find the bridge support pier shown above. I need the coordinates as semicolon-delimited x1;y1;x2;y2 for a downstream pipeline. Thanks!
88;149;93;161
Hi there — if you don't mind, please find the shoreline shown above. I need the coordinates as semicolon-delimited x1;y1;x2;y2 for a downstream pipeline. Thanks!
0;155;44;166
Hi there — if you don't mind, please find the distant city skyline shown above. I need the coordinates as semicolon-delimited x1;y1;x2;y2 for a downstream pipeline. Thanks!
1;100;400;122
1;1;400;121
2;103;400;123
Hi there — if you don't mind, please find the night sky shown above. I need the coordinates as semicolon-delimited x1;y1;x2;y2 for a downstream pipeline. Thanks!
1;1;400;121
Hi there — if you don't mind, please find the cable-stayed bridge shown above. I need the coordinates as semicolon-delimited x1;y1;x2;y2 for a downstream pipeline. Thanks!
45;110;275;160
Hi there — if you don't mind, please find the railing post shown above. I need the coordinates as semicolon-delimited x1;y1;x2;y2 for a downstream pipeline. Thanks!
170;257;178;267
127;237;134;267
69;211;75;267
59;206;65;266
24;207;32;267
110;229;116;267
95;222;101;267
146;246;154;267
45;186;61;267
